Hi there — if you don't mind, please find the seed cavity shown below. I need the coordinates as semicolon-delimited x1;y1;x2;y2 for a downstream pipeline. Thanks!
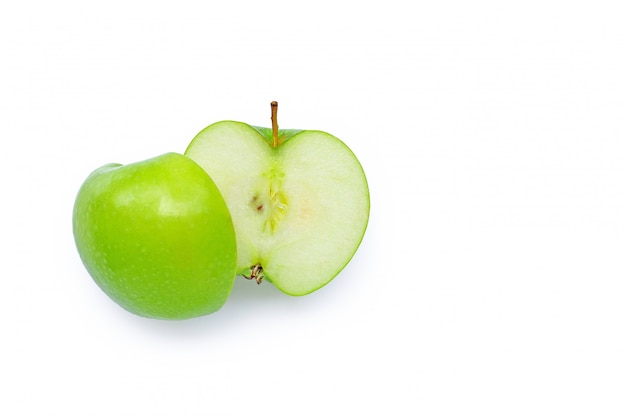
249;179;288;234
251;195;264;212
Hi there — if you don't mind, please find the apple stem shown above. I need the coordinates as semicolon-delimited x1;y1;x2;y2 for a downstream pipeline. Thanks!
271;101;279;148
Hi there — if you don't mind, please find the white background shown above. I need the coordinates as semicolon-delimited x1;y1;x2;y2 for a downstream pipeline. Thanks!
1;1;625;416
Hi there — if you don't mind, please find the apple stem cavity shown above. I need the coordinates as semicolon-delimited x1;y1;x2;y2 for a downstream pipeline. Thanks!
243;263;264;285
271;101;279;148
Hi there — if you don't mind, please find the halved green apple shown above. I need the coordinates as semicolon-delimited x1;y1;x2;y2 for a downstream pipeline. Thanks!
184;102;369;295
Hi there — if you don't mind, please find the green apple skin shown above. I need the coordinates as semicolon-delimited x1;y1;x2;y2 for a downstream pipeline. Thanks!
185;121;370;296
73;152;237;320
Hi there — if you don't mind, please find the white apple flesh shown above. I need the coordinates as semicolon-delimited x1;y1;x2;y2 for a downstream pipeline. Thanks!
185;108;369;295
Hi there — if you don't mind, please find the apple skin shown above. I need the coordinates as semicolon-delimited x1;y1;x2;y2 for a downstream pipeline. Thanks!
72;152;237;320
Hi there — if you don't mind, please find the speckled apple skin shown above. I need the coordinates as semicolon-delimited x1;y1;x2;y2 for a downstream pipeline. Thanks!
73;153;236;319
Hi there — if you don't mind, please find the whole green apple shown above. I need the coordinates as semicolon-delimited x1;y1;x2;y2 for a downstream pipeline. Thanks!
73;152;237;319
185;102;369;296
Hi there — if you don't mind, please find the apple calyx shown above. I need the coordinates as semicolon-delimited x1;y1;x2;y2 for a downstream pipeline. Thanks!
243;263;264;284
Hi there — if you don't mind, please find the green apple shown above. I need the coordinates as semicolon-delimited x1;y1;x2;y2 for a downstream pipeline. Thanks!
72;152;237;319
184;102;369;295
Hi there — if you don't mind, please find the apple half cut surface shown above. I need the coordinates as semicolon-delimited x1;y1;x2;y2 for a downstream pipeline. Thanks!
185;103;369;296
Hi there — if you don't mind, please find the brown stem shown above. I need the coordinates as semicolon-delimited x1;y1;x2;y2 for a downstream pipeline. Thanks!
271;101;279;148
